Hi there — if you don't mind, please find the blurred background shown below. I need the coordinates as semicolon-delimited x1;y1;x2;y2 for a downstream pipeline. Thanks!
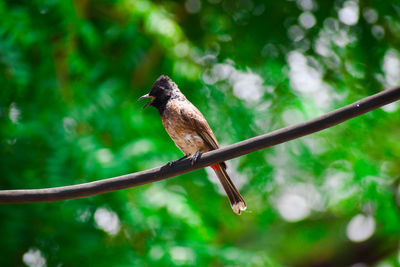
1;0;400;266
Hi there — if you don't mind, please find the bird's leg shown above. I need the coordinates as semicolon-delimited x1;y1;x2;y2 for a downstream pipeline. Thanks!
190;150;201;166
177;155;188;161
166;155;188;167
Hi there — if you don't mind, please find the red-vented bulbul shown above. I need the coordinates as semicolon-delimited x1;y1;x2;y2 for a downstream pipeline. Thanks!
139;75;246;214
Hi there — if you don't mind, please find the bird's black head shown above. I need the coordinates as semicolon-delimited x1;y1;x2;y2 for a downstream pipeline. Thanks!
149;75;175;99
138;75;178;114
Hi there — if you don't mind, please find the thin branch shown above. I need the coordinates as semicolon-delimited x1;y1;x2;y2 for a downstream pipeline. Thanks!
1;86;400;204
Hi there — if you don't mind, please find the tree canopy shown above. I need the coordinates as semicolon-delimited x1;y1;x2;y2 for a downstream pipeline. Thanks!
1;0;400;266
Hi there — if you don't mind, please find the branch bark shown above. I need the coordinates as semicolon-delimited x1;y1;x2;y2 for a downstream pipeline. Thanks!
1;86;400;204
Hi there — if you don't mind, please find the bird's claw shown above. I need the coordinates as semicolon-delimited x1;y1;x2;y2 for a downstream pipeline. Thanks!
166;161;174;167
166;155;188;167
190;150;201;166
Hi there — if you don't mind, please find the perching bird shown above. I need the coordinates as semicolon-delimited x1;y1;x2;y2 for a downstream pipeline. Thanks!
139;75;246;214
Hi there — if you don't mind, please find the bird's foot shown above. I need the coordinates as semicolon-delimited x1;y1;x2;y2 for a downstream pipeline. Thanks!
190;150;201;166
166;155;188;167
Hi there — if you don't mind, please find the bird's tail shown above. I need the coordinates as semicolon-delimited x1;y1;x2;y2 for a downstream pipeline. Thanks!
211;164;247;215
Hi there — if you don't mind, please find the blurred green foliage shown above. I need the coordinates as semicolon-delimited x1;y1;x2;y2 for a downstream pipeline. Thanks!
1;0;400;266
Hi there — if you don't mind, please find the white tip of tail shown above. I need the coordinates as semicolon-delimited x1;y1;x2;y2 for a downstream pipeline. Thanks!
232;202;247;215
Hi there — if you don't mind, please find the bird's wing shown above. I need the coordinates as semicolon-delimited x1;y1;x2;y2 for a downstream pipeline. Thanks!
180;103;228;169
180;104;220;150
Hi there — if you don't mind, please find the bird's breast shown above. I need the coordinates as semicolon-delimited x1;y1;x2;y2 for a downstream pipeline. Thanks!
161;102;207;156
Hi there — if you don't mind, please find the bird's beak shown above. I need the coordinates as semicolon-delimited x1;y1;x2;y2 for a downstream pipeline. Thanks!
138;93;154;109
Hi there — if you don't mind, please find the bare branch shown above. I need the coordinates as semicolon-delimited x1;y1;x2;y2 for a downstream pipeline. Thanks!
1;86;400;204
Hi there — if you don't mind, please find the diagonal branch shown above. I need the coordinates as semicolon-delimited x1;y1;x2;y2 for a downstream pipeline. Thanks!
1;86;400;204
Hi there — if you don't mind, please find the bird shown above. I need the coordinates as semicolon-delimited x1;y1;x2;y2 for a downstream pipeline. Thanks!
138;75;246;214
